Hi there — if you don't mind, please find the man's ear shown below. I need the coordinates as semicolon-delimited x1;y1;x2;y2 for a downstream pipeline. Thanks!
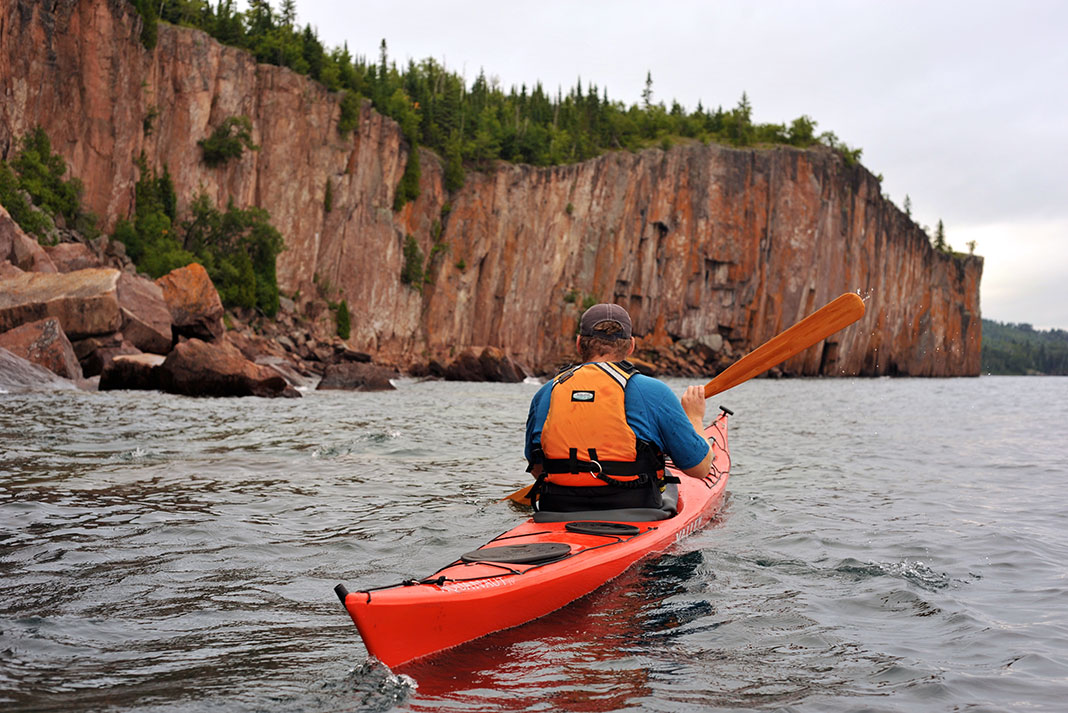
626;337;635;357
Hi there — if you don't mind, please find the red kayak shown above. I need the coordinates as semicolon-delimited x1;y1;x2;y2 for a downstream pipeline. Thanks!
335;407;732;668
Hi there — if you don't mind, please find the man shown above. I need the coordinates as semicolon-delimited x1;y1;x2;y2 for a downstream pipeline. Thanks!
525;303;713;513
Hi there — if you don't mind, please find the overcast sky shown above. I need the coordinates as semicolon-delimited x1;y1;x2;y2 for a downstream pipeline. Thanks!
286;0;1067;329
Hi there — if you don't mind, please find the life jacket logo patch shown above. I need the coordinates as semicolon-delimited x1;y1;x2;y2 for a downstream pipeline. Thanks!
571;390;595;402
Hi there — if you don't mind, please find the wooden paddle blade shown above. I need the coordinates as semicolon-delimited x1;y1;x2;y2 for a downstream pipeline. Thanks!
504;484;534;503
704;292;865;399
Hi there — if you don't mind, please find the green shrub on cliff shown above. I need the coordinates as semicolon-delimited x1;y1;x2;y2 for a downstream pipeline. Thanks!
182;193;283;316
198;116;259;167
400;234;425;290
0;163;51;239
130;0;158;49
0;127;97;243
338;90;361;136
336;299;351;340
112;159;194;276
115;161;283;317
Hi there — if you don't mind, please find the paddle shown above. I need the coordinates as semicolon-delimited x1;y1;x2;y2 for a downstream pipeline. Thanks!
505;292;866;503
703;291;866;398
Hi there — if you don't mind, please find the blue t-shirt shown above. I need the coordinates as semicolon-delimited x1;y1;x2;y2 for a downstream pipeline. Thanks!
525;366;710;471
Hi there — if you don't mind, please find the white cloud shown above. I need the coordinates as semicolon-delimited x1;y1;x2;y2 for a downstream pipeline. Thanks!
953;219;1068;329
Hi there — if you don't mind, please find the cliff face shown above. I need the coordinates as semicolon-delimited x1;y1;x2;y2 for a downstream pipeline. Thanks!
0;0;982;377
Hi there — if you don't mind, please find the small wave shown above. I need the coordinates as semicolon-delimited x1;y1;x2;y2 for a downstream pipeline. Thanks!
833;557;951;591
113;446;149;462
345;659;417;711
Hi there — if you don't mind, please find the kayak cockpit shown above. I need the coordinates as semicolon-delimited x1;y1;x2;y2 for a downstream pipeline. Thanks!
530;481;680;522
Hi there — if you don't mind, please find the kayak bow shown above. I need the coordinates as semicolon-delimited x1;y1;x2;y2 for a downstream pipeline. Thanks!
335;408;732;668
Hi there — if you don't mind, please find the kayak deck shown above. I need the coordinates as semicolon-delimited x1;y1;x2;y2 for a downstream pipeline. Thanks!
336;409;731;669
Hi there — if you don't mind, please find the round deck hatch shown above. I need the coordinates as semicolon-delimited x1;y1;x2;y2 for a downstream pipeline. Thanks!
460;542;571;564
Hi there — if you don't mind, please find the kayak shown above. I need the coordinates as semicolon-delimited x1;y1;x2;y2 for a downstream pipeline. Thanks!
334;407;733;669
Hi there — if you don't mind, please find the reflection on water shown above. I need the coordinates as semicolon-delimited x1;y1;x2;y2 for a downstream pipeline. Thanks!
2;377;1068;712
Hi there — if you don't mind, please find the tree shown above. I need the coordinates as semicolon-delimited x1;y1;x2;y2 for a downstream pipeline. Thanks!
279;0;297;27
641;71;653;110
903;194;912;218
933;219;947;252
336;298;351;339
787;115;817;146
198;116;259;166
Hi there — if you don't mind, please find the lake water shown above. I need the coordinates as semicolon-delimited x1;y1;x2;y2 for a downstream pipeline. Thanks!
1;375;1066;712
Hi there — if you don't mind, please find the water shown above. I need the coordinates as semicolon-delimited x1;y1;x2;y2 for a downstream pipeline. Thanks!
1;376;1066;712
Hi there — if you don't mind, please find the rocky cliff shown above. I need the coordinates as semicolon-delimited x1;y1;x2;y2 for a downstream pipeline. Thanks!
0;0;982;377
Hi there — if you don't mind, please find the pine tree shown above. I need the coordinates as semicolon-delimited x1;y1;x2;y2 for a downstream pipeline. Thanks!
641;71;653;110
280;0;297;27
933;219;947;252
336;299;351;340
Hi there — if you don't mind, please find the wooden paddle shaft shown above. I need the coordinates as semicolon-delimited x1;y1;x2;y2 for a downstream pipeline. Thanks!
704;293;865;399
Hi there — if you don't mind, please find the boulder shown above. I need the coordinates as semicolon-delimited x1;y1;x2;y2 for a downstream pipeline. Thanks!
155;263;225;341
316;362;397;391
331;342;372;363
116;272;173;354
0;346;78;393
72;331;124;360
0;317;83;380
0;204;57;273
255;355;318;390
45;241;102;272
479;346;524;382
158;338;300;398
76;332;143;377
99;353;166;391
444;346;525;382
0;267;122;338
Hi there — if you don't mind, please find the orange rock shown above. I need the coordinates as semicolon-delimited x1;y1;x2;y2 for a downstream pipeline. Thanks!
0;268;122;338
159;338;299;398
154;264;224;341
116;272;173;354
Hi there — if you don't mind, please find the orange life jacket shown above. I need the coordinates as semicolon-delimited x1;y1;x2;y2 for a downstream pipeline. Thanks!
537;362;665;488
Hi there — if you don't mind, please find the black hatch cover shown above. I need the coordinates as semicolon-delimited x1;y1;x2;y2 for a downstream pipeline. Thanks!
460;542;571;564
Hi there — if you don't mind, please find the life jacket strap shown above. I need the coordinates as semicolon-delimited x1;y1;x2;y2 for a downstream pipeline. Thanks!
540;455;661;477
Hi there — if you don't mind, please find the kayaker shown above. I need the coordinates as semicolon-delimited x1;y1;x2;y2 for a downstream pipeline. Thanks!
525;303;713;512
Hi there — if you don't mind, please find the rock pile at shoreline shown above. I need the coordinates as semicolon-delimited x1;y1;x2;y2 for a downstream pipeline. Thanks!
0;209;378;396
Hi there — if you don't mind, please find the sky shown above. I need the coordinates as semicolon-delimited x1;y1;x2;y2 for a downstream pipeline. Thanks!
283;0;1068;329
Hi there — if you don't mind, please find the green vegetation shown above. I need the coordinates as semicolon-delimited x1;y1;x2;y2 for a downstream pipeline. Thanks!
130;0;159;49
982;319;1068;375
129;1;864;210
400;234;425;290
113;156;284;316
0;127;98;243
198;115;259;167
335;298;350;339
